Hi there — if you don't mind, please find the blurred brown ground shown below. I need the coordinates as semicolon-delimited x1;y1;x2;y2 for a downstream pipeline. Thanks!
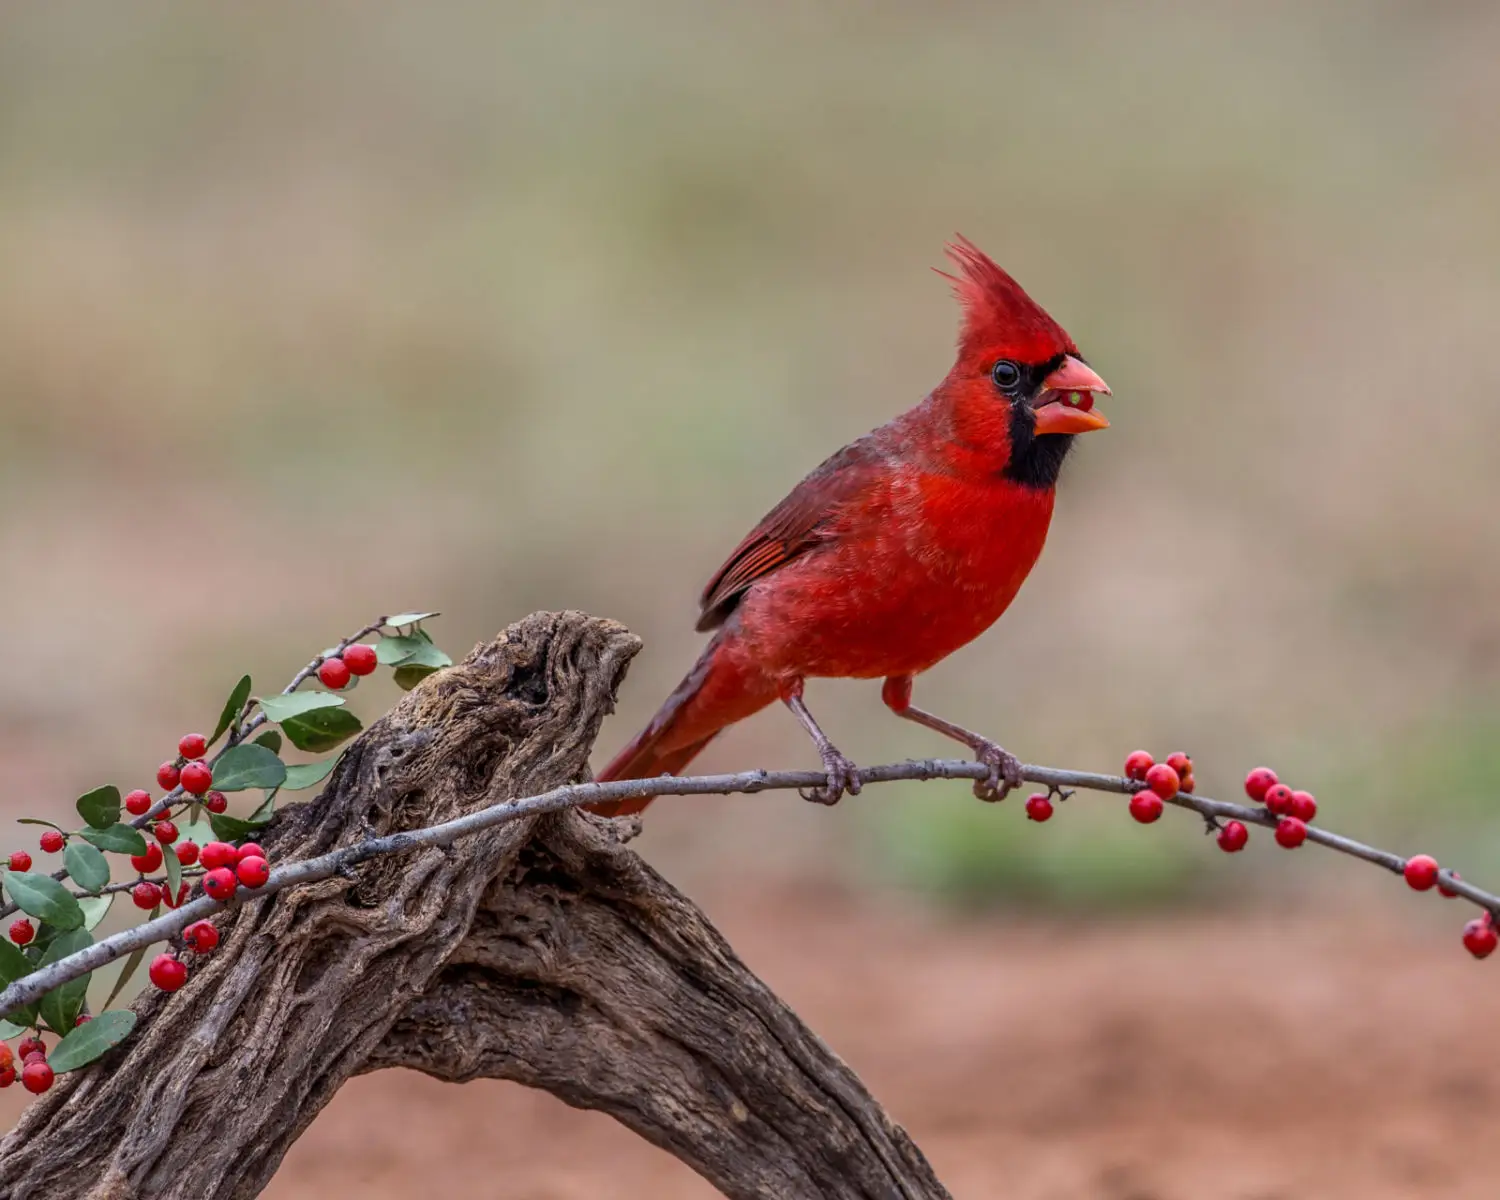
3;1;1500;1194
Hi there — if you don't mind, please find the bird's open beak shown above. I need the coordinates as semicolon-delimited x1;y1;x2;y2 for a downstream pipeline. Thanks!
1033;356;1111;435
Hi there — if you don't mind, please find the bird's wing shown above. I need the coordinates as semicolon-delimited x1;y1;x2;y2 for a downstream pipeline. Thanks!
696;437;886;632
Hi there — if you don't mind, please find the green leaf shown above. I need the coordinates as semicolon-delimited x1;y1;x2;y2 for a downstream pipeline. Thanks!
211;743;287;793
393;663;441;691
79;893;114;932
75;786;121;830
81;823;148;856
16;817;65;831
375;631;451;670
63;842;110;893
104;923;155;1009
178;819;215;849
0;938;40;1026
211;675;253;746
208;812;271;842
163;836;182;900
283;755;341;791
252;729;283;754
0;1018;28;1039
257;692;345;723
280;706;362;754
38;928;93;1034
4;872;84;931
249;793;277;822
385;611;439;628
49;1009;136;1073
0;935;33;986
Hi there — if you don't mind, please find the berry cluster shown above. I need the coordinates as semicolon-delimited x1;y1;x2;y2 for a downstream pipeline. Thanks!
201;840;272;899
159;731;217;798
1241;766;1316;849
148;919;221;994
316;642;378;691
1243;765;1492;960
1121;749;1194;825
0;1034;58;1094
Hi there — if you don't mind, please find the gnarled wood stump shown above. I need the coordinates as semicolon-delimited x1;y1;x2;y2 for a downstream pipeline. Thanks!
0;612;950;1200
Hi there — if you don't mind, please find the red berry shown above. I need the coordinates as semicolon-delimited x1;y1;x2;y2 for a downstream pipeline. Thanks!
1165;752;1192;780
318;656;352;690
159;880;190;909
1123;751;1155;782
1179;773;1196;794
236;842;266;863
343;643;379;676
9;919;34;945
236;855;270;889
124;789;153;816
175;840;200;866
204;790;228;814
1025;793;1054;822
184;920;220;952
148;953;188;992
1285;790;1316;822
1274;817;1308;848
7;851;31;872
1144;762;1180;800
178;733;208;760
130;843;164;873
1129;792;1164;824
180;761;213;796
1263;784;1294;816
200;842;238;871
21;1059;54;1094
132;881;161;909
1403;854;1440;892
38;830;64;854
1217;820;1249;853
1243;767;1278;803
0;1043;10;1071
21;1050;46;1066
0;1067;13;1088
1440;871;1462;899
153;820;179;845
75;1013;91;1027
202;867;237;901
1463;917;1497;960
157;761;181;790
16;1037;44;1061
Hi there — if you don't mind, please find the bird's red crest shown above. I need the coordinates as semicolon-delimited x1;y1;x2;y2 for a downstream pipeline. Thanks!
939;236;1076;365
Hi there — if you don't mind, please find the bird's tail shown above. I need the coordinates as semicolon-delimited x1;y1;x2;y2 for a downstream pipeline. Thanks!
588;636;774;817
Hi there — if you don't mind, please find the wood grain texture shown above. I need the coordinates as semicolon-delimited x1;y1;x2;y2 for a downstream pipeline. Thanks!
0;612;949;1200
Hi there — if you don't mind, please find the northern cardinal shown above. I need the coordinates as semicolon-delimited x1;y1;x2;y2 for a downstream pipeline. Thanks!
591;238;1110;817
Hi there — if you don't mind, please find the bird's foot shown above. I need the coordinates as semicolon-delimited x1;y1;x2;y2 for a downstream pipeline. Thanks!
972;739;1024;803
800;746;862;806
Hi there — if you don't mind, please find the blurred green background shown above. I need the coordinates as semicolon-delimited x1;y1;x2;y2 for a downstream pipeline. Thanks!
2;0;1498;913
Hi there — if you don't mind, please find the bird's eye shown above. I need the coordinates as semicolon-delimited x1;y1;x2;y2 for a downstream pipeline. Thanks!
991;360;1022;393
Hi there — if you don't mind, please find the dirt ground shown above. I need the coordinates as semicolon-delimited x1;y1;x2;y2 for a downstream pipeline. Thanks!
230;880;1498;1200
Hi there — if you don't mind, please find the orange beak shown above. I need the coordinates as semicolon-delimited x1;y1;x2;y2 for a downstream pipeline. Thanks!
1033;356;1111;435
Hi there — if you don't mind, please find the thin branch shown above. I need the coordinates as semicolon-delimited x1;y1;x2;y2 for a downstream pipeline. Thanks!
1;758;1492;1023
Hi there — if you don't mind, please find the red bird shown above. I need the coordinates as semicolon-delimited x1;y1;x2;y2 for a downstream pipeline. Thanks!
591;238;1110;816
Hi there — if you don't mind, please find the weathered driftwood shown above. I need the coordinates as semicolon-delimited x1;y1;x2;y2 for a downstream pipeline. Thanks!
0;611;949;1200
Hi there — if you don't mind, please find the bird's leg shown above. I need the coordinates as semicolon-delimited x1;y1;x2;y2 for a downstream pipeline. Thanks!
780;678;861;805
881;675;1024;802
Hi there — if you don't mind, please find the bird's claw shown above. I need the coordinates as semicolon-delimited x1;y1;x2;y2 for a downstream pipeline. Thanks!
972;739;1024;803
800;748;862;806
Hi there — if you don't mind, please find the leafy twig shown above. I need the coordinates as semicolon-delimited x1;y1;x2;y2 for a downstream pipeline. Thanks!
0;617;395;921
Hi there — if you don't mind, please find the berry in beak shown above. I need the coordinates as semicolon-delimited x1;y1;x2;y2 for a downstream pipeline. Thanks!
1033;355;1110;435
